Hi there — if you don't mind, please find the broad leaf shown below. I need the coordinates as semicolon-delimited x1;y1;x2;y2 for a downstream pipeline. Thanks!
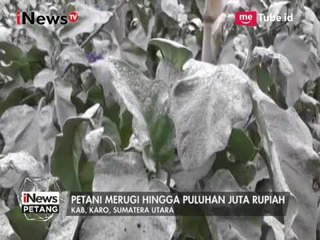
6;207;48;240
54;80;77;128
255;64;273;94
160;0;183;20
129;16;155;50
51;104;101;191
24;24;57;53
274;34;320;106
170;59;252;170
45;193;79;240
252;46;294;77
205;169;262;240
212;151;256;186
59;3;112;40
91;57;156;171
0;152;45;190
33;67;77;128
0;26;11;42
252;84;319;239
263;216;297;240
34;69;55;89
83;117;121;161
0;42;31;81
0;214;19;240
57;45;89;74
113;36;150;73
80;152;176;240
172;157;214;190
0;105;57;161
227;129;255;163
149;38;192;70
0;88;35;116
303;6;320;56
149;114;175;167
266;1;290;32
92;152;148;191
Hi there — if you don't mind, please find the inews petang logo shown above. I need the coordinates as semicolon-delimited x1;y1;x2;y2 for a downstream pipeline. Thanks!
16;10;79;25
21;191;60;214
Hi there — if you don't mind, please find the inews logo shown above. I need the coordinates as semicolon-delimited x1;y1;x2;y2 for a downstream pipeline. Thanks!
16;10;79;25
235;11;293;27
21;191;60;214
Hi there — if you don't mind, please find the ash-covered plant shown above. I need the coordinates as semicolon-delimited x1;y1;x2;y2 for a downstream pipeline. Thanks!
0;0;320;239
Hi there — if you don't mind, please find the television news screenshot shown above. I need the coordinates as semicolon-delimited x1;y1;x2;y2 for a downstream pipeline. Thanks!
0;0;319;239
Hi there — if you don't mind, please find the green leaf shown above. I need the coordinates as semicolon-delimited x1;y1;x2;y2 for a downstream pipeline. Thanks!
212;151;256;186
149;38;192;70
0;88;32;116
51;119;87;191
6;207;48;240
51;104;101;191
180;216;212;240
79;160;95;192
149;114;175;168
0;42;27;65
256;64;273;94
87;85;106;110
101;117;121;149
227;129;255;163
0;42;31;81
118;109;133;148
0;42;45;82
26;47;46;78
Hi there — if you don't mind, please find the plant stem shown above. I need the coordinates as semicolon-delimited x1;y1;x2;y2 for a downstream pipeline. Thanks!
166;172;172;187
201;0;222;63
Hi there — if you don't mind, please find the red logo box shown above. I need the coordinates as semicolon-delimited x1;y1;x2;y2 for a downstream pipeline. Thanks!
235;11;257;27
68;11;79;23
